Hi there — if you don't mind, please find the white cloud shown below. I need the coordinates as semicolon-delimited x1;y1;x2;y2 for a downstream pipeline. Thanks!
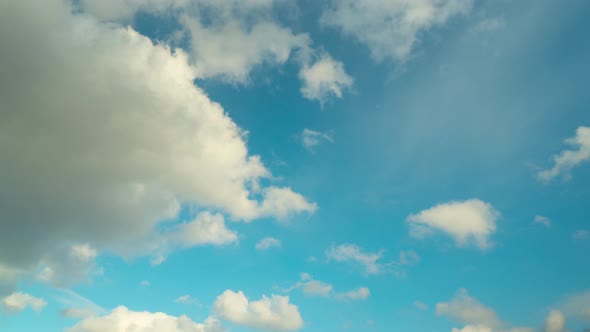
325;244;418;276
299;54;353;102
175;295;195;305
452;326;534;332
256;237;282;251
165;212;238;247
534;215;551;228
452;325;492;332
436;289;502;329
140;280;151;287
1;292;47;313
283;273;332;298
82;0;352;101
0;0;316;291
257;187;318;220
213;290;303;331
335;287;370;301
325;244;384;275
151;212;238;265
66;306;223;332
181;16;310;83
573;230;590;240
439;289;539;332
321;0;473;62
301;129;334;151
407;199;499;250
302;280;334;297
283;273;369;301
543;310;565;332
538;126;590;182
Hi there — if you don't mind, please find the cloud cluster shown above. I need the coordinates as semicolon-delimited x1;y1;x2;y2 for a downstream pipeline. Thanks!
321;0;473;62
325;244;385;275
325;244;419;276
81;0;352;101
66;306;223;332
300;129;334;152
1;292;47;314
408;199;499;250
0;0;315;294
299;54;353;103
213;290;303;331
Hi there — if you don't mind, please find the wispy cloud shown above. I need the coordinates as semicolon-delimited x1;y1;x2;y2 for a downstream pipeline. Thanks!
538;126;590;183
301;129;334;152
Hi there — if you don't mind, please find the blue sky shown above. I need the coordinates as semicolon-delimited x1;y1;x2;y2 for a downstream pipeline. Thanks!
1;1;589;332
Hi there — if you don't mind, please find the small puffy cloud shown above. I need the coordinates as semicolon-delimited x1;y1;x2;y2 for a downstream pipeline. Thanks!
452;325;492;332
140;280;150;287
538;126;590;183
436;289;502;329
414;301;428;310
302;280;334;297
534;215;551;228
257;187;318;221
256;237;282;251
299;54;353;102
285;273;332;298
175;295;195;305
321;0;473;62
543;310;566;332
163;212;238;248
325;244;384;275
407;199;499;250
573;230;590;240
66;306;223;332
213;290;303;331
335;287;370;301
1;292;47;314
283;273;369;301
300;129;334;151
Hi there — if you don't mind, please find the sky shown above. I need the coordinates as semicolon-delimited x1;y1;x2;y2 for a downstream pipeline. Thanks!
0;0;589;331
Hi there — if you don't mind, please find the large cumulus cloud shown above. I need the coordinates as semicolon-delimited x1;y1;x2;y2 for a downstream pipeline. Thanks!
0;0;315;294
